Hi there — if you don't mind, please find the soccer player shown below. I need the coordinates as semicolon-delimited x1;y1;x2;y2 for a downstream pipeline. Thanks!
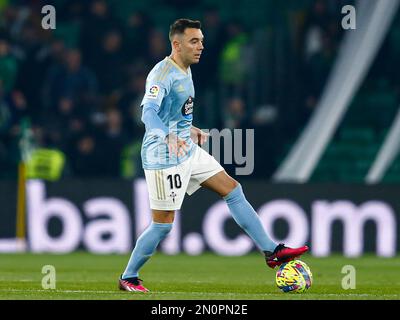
118;19;308;292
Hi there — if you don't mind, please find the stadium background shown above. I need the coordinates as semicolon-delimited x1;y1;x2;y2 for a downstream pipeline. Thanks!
0;0;400;300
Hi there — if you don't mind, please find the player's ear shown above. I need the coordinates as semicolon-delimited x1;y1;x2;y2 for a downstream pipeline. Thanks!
172;39;181;52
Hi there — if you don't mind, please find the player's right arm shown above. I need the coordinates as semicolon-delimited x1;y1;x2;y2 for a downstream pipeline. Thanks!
141;103;188;156
141;102;169;140
140;74;188;156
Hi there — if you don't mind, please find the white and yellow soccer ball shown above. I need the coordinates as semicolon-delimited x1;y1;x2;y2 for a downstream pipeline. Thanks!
275;260;313;293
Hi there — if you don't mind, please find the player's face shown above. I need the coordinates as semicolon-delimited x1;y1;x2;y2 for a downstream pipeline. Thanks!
179;28;204;65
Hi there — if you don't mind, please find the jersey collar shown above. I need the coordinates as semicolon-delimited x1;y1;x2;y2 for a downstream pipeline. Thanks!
166;56;190;75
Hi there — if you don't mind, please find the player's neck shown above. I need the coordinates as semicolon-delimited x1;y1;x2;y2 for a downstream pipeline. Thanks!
169;54;189;73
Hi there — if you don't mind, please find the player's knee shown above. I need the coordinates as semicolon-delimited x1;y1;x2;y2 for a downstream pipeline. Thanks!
225;178;240;195
152;210;175;223
231;178;240;189
223;182;244;202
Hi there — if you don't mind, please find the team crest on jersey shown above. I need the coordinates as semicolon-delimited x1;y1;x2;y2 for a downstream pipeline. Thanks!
182;96;194;116
169;191;177;203
146;85;160;99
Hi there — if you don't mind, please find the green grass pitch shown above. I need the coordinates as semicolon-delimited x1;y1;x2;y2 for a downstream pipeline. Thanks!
0;252;399;300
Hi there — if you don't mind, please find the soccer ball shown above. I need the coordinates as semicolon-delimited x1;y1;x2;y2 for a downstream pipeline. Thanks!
275;260;313;293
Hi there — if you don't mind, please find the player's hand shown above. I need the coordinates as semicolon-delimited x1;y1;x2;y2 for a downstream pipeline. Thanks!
190;127;210;146
165;133;189;157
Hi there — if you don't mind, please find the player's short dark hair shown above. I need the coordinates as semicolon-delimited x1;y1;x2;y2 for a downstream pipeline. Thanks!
169;19;201;41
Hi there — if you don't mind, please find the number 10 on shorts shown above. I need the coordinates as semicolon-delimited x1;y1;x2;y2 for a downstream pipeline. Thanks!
167;174;182;189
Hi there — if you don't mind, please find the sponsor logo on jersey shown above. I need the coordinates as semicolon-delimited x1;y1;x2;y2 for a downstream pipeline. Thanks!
181;96;194;116
146;85;160;99
177;84;185;92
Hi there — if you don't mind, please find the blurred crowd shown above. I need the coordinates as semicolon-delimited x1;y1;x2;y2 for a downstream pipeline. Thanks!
0;0;348;179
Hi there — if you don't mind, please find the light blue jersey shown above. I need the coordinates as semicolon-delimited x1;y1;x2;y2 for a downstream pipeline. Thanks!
140;57;196;169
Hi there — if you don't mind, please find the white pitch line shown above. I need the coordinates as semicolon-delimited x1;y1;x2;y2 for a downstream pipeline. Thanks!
0;289;399;298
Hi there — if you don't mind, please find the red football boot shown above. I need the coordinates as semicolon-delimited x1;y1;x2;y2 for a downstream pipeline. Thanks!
264;243;309;269
118;276;149;293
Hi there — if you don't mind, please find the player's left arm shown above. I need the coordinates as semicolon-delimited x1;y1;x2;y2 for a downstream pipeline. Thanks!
190;125;209;145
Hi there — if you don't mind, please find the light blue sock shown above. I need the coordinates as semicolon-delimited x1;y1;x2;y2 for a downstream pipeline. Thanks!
224;184;276;252
122;222;173;279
